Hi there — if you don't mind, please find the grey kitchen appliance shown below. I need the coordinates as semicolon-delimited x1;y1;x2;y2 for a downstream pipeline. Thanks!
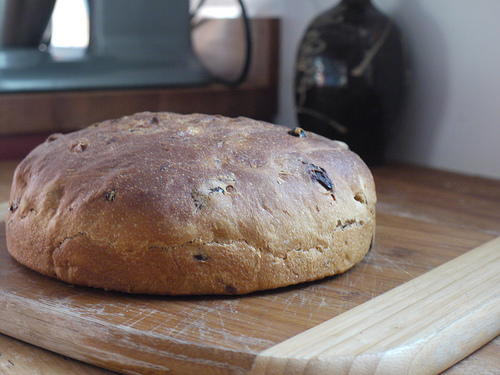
0;0;212;92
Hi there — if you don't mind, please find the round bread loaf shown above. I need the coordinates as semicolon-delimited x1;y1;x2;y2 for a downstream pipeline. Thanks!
6;112;376;295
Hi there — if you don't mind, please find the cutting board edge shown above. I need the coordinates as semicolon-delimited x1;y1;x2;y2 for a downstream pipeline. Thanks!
0;290;258;375
250;236;500;375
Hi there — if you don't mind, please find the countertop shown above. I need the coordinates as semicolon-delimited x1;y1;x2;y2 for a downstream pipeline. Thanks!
0;160;499;374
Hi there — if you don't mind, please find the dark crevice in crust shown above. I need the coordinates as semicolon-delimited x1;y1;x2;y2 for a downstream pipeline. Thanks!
336;218;365;230
57;232;89;246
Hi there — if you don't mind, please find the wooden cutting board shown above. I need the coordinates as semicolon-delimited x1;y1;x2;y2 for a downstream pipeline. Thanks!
1;164;499;375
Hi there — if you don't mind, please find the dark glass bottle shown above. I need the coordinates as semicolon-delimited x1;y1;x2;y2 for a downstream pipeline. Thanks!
295;0;406;166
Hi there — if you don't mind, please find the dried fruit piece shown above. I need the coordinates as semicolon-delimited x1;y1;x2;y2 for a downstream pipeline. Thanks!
209;187;225;194
193;253;209;261
289;127;307;137
306;163;334;192
105;189;116;202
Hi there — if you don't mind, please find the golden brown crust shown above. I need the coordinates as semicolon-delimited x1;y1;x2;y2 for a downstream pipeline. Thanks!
5;112;376;295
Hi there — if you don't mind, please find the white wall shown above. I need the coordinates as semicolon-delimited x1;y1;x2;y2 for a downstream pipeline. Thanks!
237;0;500;179
380;0;500;180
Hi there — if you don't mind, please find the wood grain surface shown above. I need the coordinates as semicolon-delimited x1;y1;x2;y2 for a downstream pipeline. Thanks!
1;163;499;374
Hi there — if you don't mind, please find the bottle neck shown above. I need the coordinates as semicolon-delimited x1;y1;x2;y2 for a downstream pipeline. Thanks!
340;0;372;6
